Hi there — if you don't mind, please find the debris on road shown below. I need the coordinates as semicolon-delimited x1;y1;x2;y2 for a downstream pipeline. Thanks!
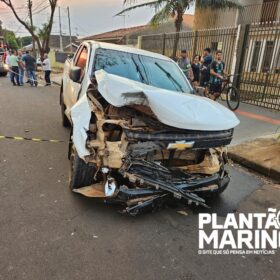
177;210;188;216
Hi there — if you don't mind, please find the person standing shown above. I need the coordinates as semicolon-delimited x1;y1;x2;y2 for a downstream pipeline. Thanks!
200;48;213;87
17;50;24;86
209;50;227;100
22;50;37;87
191;54;200;88
42;53;51;86
5;50;11;80
178;49;193;81
10;50;20;86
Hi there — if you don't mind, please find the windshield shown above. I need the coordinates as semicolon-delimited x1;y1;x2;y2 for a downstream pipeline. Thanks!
93;48;191;93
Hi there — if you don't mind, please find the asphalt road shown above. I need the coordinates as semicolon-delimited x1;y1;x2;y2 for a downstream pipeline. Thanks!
0;77;278;280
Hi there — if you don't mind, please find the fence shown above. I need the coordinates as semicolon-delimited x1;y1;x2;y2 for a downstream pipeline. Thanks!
141;27;237;73
237;23;280;110
140;22;280;111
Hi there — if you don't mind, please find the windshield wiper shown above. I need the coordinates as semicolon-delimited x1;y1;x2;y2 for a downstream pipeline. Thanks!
154;62;184;92
131;56;146;83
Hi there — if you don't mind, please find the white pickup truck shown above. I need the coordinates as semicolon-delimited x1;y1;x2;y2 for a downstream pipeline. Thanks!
60;41;239;215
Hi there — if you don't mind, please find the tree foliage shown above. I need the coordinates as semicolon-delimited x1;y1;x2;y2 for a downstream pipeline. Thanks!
19;36;33;47
119;0;241;28
0;0;58;58
118;0;241;57
3;29;18;49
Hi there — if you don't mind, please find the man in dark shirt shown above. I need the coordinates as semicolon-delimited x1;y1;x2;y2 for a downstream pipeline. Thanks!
22;51;37;87
209;50;227;100
177;49;193;81
199;48;213;87
191;54;200;87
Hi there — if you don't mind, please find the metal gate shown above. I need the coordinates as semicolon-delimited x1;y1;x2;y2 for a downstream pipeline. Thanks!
141;27;237;73
238;22;280;110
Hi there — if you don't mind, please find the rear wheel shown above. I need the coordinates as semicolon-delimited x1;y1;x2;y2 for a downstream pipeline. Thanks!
60;86;71;127
226;86;240;111
69;147;98;190
61;102;71;127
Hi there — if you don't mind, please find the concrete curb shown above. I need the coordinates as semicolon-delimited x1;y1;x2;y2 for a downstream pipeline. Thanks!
38;75;61;86
228;135;280;181
228;151;280;181
51;80;61;86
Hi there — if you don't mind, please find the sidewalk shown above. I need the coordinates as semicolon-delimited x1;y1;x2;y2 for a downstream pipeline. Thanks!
37;70;62;86
228;134;280;181
51;72;62;86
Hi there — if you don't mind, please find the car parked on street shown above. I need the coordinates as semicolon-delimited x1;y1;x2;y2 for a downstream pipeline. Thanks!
60;41;239;215
0;47;9;76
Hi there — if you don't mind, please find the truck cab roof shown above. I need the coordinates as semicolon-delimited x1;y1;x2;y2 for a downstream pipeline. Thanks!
84;40;173;62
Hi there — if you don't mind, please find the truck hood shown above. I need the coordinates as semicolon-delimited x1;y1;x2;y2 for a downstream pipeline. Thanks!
95;70;240;131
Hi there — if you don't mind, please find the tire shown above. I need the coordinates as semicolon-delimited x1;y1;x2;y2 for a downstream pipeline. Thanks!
61;102;71;127
60;86;71;127
69;148;97;190
226;86;240;111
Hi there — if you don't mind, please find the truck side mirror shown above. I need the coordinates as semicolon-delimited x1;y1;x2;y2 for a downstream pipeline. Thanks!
69;66;82;83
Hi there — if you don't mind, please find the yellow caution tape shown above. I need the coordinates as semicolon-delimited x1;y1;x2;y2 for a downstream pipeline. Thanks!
0;136;66;143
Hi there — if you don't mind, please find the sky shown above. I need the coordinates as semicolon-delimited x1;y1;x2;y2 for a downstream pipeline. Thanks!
0;0;194;38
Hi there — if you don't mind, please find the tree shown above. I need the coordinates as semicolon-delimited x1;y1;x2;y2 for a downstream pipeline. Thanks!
0;0;58;59
2;29;18;49
117;0;241;58
19;36;33;47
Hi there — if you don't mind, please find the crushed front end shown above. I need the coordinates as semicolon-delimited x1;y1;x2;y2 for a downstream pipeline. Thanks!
71;86;233;216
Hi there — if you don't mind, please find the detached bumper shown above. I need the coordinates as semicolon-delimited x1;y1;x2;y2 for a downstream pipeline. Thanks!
118;158;230;215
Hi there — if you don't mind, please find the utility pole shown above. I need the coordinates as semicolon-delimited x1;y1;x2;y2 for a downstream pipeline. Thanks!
27;0;36;56
58;6;63;51
67;6;72;52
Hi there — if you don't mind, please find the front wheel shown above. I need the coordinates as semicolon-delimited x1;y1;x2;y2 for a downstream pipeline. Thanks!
226;86;240;111
69;147;98;190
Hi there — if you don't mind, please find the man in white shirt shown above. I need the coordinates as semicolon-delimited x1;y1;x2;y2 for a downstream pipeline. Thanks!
5;50;11;80
42;53;51;86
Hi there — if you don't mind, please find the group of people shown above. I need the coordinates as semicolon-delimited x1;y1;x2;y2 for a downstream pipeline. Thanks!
5;50;52;87
177;47;227;100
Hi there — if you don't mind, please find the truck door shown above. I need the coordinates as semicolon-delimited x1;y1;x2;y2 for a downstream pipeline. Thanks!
64;45;89;113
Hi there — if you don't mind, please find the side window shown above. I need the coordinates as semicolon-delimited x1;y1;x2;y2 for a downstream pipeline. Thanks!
262;41;274;72
75;46;88;70
73;45;83;64
250;41;261;72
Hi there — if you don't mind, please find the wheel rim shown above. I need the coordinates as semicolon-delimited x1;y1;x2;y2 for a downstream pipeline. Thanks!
227;87;239;110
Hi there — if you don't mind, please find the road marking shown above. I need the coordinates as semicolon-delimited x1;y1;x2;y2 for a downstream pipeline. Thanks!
0;136;66;143
236;110;280;125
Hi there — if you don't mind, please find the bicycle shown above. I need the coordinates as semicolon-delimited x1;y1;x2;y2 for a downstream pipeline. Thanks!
203;75;240;111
